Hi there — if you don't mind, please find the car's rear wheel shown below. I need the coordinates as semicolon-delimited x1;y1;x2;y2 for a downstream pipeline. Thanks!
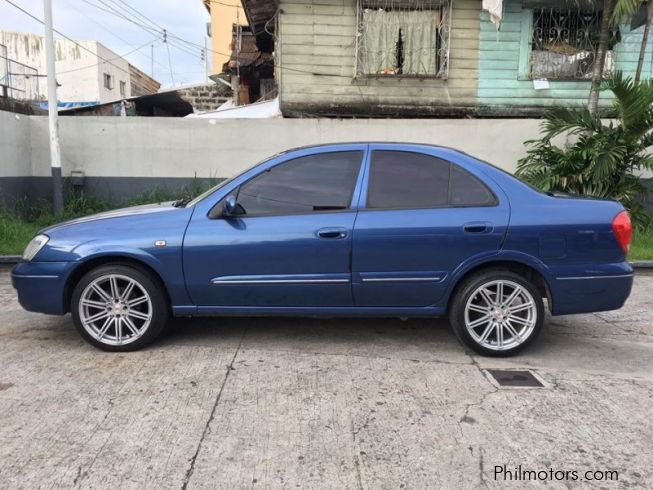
71;264;168;351
449;269;544;356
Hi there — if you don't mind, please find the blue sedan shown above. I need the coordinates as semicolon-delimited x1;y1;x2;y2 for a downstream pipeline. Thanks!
12;143;634;356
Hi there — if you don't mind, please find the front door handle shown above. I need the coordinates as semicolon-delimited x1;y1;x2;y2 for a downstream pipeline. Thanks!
317;227;348;239
463;222;493;234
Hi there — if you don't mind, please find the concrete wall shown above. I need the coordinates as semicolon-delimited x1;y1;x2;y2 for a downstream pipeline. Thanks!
177;83;230;113
0;110;31;177
30;116;544;176
0;110;34;205
2;111;550;205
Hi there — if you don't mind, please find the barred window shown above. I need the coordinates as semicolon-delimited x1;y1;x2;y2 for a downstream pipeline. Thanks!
530;7;618;80
356;0;451;78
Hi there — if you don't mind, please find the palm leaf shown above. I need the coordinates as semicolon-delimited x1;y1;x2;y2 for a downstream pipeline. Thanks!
518;72;653;228
611;0;643;24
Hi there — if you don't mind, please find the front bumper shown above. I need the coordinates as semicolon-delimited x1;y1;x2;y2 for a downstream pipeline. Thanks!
11;261;76;315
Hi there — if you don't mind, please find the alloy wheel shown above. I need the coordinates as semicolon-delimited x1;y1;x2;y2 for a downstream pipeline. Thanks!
78;274;153;346
463;279;537;351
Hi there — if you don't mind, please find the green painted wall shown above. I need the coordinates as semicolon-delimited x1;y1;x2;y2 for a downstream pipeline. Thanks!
476;0;653;114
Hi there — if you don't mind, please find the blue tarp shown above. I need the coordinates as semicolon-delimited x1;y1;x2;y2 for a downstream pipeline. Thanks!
39;101;99;110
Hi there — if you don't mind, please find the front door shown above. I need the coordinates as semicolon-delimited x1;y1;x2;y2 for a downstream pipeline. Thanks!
183;148;366;307
352;147;510;307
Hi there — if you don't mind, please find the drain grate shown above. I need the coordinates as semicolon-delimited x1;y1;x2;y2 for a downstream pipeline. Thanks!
486;369;544;388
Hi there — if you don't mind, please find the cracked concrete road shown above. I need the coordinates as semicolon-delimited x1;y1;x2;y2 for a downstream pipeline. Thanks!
0;266;652;489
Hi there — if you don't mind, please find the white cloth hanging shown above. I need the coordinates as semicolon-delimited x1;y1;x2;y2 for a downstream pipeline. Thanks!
483;0;503;29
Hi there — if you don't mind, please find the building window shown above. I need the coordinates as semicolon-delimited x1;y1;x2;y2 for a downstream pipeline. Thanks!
530;8;618;80
356;0;451;78
120;80;126;97
103;73;113;90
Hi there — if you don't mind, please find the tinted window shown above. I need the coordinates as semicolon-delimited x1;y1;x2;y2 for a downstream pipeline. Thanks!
236;151;362;216
367;151;450;209
450;165;496;206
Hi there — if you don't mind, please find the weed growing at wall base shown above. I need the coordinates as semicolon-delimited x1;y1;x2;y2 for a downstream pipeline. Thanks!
0;182;215;256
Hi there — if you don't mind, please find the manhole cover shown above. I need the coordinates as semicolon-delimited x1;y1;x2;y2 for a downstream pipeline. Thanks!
486;369;544;387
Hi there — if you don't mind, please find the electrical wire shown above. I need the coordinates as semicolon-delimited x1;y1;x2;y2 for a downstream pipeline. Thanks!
165;40;175;85
59;0;169;72
82;0;204;60
208;0;244;9
57;38;157;75
3;0;133;77
111;0;164;30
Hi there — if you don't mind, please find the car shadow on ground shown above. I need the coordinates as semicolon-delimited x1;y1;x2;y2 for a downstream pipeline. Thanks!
153;315;563;361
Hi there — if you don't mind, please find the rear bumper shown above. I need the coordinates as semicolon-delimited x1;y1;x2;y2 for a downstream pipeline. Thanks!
549;262;634;315
11;261;75;315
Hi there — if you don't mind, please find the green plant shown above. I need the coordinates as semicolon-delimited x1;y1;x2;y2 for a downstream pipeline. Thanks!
516;71;653;229
630;225;653;260
0;178;218;255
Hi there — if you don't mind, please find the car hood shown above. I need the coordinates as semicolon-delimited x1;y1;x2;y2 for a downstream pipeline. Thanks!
41;202;179;234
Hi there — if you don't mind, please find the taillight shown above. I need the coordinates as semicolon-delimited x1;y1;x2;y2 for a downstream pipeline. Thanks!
612;210;632;254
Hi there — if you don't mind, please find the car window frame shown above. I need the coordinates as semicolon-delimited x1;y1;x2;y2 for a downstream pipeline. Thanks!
362;149;499;212
209;149;367;219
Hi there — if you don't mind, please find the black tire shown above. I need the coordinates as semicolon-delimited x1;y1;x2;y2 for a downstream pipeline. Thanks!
449;268;544;357
71;264;169;352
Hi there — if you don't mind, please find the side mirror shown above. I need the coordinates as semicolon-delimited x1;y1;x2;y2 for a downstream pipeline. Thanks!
223;195;238;216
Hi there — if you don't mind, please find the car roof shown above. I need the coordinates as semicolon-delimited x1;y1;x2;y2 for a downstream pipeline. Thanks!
280;142;463;155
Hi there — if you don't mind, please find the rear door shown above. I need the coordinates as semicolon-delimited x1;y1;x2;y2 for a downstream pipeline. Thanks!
352;146;510;307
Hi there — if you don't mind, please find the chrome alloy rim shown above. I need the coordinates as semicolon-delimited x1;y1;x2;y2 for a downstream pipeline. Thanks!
464;280;537;351
79;274;152;346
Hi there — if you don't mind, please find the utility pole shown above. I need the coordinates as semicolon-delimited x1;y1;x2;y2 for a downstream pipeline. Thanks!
204;37;209;82
151;44;154;78
43;0;63;214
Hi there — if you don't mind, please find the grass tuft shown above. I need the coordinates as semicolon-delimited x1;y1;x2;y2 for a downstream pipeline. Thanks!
630;227;653;261
0;182;215;256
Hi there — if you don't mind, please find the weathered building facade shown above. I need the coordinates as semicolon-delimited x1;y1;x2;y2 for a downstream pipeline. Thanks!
243;0;653;117
0;31;160;107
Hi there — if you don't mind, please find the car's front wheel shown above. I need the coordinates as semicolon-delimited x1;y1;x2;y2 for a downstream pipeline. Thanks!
449;269;544;356
71;264;169;351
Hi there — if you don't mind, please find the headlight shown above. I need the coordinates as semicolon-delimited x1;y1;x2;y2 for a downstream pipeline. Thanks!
22;234;49;261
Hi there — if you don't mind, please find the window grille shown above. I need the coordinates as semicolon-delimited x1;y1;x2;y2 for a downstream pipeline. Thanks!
530;7;618;80
355;0;451;78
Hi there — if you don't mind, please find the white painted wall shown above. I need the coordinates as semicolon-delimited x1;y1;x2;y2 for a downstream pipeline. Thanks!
4;112;649;200
0;110;31;177
95;43;130;104
25;116;545;178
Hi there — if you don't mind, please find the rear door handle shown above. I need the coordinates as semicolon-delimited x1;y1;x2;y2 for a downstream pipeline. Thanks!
463;222;493;234
317;227;348;239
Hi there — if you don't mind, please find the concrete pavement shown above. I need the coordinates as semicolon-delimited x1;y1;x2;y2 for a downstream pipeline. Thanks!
0;266;651;489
